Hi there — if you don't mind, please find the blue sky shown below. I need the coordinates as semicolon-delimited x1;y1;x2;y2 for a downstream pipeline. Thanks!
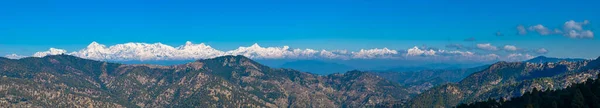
1;0;599;59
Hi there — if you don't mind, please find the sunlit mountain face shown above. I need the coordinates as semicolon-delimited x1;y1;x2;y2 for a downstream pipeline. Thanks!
1;0;599;107
7;41;540;61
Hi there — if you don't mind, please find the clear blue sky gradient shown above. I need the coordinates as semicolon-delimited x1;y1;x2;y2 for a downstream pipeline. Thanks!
1;0;599;58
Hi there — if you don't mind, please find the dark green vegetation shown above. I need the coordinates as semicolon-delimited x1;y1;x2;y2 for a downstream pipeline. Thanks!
456;73;600;108
0;55;410;107
405;57;600;108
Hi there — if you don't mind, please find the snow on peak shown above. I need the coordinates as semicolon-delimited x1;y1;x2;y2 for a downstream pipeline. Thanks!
24;41;541;62
69;41;226;61
4;54;26;59
30;42;329;60
33;48;67;57
406;46;436;56
250;43;261;48
225;44;305;59
178;41;214;50
351;47;398;59
87;41;104;49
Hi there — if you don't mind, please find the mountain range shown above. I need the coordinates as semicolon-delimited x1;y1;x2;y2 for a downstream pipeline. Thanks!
0;55;411;107
1;54;598;107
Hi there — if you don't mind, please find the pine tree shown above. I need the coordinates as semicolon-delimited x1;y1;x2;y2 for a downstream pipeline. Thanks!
570;89;587;108
551;101;558;108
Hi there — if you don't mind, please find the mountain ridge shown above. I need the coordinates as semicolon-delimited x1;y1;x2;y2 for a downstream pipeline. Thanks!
406;56;600;108
525;56;587;63
0;55;411;107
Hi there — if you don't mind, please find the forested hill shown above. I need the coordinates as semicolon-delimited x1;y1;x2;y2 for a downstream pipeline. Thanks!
456;73;600;108
406;56;600;108
0;55;411;107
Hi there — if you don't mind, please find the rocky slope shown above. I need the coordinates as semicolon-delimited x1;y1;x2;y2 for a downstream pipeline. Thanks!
0;55;410;108
406;57;600;108
456;73;600;108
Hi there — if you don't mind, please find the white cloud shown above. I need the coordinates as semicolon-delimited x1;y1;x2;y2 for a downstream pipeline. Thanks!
517;25;527;35
528;24;552;35
564;20;586;31
476;43;498;51
331;50;348;55
561;20;593;39
581;30;594;38
503;45;518;51
485;54;501;60
535;48;548;54
566;30;594;39
553;28;563;34
515;20;593;39
4;54;26;59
